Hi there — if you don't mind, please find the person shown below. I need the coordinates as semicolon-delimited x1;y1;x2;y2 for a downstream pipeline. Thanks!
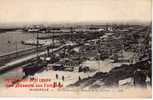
56;74;58;80
62;76;64;81
134;69;147;87
8;40;11;44
78;76;81;81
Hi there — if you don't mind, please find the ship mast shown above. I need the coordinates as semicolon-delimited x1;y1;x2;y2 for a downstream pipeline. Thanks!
36;31;39;62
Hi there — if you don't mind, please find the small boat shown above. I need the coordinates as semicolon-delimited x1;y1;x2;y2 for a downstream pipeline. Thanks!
23;60;47;76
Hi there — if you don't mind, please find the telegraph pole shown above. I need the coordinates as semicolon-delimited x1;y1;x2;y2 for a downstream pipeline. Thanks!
36;32;39;61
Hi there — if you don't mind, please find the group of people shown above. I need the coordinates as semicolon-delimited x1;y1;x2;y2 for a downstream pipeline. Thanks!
55;74;65;81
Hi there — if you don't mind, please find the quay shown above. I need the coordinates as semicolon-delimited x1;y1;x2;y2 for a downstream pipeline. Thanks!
0;43;76;74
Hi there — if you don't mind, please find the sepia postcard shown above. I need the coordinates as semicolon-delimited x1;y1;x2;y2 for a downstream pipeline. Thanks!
0;0;152;98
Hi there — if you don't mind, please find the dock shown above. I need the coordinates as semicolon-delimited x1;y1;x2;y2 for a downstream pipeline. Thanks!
0;43;76;73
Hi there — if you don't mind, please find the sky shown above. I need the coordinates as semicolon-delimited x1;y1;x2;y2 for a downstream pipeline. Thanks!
0;0;151;24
